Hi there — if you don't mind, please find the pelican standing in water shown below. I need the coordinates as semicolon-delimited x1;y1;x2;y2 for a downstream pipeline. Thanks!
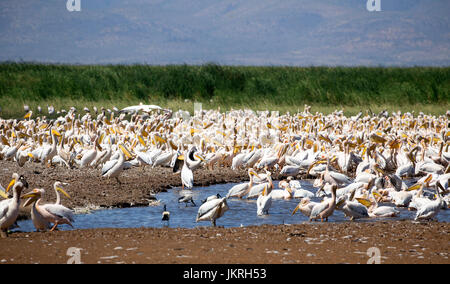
309;184;338;222
257;184;273;216
196;196;229;227
226;168;260;199
22;188;74;231
0;174;28;237
292;198;320;218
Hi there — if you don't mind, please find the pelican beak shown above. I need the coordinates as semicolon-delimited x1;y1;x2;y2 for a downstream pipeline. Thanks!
0;189;9;199
119;144;133;159
195;154;205;162
177;154;185;161
286;186;293;195
21;190;40;200
56;187;71;199
6;179;15;193
292;203;300;215
52;129;62;137
372;191;382;199
356;198;372;208
330;156;338;163
27;153;34;159
21;190;40;207
424;174;433;184
262;185;267;196
407;183;422;191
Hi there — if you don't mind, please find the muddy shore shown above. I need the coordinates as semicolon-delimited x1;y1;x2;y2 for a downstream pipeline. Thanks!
0;222;448;264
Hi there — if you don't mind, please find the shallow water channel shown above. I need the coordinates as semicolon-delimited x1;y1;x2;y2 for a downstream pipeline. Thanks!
14;180;450;232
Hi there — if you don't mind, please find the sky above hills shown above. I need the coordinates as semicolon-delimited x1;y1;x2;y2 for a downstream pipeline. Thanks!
0;0;449;66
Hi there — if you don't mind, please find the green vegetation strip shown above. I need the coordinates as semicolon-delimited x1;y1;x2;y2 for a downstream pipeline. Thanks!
0;63;448;118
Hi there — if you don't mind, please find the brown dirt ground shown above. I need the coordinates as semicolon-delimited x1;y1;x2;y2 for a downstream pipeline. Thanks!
0;222;448;264
0;160;449;264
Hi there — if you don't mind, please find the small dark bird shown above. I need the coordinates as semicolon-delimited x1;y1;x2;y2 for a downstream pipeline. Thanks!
178;194;196;207
162;205;170;222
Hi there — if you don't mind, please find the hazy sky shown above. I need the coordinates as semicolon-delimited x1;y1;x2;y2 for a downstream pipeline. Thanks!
0;0;449;66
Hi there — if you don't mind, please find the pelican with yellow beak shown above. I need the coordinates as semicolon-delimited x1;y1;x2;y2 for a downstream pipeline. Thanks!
0;174;28;237
37;128;62;167
102;144;133;183
22;188;74;232
226;168;260;199
257;184;273;216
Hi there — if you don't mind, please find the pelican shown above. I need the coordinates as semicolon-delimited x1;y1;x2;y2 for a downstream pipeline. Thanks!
22;188;74;231
247;171;273;199
37;128;62;166
102;144;133;183
196;197;229;227
180;154;194;190
364;192;400;218
257;184;273;216
292;198;319;218
336;190;369;221
0;174;28;237
226;168;260;199
309;184;338;222
414;182;444;221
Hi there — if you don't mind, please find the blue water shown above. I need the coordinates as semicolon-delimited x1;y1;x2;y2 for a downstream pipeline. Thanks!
14;180;450;232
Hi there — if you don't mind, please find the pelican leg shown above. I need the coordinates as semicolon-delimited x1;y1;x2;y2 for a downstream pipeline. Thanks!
211;219;216;227
1;229;8;238
116;177;122;185
50;223;59;232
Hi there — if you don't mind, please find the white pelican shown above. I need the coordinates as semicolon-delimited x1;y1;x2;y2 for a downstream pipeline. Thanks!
363;192;400;218
36;128;62;166
79;135;102;168
414;182;444;221
101;144;133;183
226;168;260;199
336;191;369;221
0;174;28;237
247;171;273;199
196;197;229;227
181;155;194;190
257;184;273;216
309;184;338;222
22;188;74;231
292;198;319;218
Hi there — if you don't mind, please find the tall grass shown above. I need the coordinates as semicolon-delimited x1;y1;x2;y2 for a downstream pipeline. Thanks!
0;62;448;118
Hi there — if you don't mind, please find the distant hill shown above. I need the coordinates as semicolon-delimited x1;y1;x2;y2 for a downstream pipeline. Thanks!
0;0;448;65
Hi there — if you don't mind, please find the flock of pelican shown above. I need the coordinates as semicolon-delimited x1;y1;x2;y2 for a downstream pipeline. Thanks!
0;104;449;230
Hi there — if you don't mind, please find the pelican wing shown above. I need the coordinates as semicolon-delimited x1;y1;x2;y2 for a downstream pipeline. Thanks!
196;198;225;222
247;183;268;199
0;199;11;219
310;202;330;219
41;204;75;222
344;201;369;218
226;182;249;198
102;159;119;176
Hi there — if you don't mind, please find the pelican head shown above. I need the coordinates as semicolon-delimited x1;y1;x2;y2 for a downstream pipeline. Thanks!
54;181;71;199
21;188;44;207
